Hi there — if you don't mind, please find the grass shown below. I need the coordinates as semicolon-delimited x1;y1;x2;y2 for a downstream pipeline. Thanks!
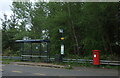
2;61;10;64
53;61;119;70
2;59;11;64
99;65;119;70
2;58;22;64
65;65;73;69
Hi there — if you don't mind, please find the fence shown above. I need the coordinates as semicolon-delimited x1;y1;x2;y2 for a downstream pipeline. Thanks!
2;56;120;66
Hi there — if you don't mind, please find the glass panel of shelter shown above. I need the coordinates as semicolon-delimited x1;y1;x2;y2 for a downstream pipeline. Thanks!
20;42;49;62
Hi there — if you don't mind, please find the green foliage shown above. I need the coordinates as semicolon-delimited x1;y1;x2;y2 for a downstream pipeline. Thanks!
65;65;73;69
1;2;120;60
3;48;12;56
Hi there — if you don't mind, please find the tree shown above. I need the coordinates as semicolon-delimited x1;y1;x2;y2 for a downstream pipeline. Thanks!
1;2;119;59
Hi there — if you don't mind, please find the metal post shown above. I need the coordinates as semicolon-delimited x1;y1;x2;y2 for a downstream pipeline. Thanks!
59;29;64;62
46;42;48;62
21;43;23;61
47;42;50;62
48;42;50;62
22;42;24;61
30;42;32;61
39;43;41;61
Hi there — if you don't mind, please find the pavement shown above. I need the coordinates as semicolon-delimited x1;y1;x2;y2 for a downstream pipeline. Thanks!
11;62;65;68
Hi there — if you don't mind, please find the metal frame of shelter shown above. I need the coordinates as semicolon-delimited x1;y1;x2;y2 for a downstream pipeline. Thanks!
15;40;50;62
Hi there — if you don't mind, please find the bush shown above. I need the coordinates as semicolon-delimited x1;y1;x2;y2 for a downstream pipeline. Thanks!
65;65;73;69
3;48;12;56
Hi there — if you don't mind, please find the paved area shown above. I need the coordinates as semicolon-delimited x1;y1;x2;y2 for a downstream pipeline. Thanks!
12;62;65;68
1;64;118;76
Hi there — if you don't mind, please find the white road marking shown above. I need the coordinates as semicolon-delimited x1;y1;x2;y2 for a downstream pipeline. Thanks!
12;71;22;73
33;73;46;76
0;69;3;71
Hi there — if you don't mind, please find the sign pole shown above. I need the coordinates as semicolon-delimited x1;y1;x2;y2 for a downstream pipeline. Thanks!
59;29;64;62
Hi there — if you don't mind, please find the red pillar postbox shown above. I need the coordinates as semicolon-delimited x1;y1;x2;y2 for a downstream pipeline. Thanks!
92;50;100;65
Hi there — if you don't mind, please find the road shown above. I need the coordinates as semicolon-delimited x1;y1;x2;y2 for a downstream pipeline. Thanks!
1;64;118;76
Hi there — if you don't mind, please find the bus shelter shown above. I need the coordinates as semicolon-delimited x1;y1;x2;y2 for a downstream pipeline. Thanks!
15;39;50;62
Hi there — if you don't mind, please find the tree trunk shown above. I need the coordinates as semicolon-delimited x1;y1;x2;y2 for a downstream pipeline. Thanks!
67;3;80;56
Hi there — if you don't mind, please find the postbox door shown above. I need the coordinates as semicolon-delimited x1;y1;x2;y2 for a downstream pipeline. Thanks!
93;52;100;65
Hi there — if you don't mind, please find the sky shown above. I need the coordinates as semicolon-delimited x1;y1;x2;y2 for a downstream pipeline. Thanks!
0;0;13;29
0;0;43;29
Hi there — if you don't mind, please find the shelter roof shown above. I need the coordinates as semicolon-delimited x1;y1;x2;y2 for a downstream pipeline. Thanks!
15;39;50;43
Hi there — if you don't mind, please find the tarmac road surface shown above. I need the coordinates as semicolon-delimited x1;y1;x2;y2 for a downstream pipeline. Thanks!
1;64;118;76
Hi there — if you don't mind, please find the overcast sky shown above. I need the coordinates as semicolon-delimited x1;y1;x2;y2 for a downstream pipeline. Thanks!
0;0;13;29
